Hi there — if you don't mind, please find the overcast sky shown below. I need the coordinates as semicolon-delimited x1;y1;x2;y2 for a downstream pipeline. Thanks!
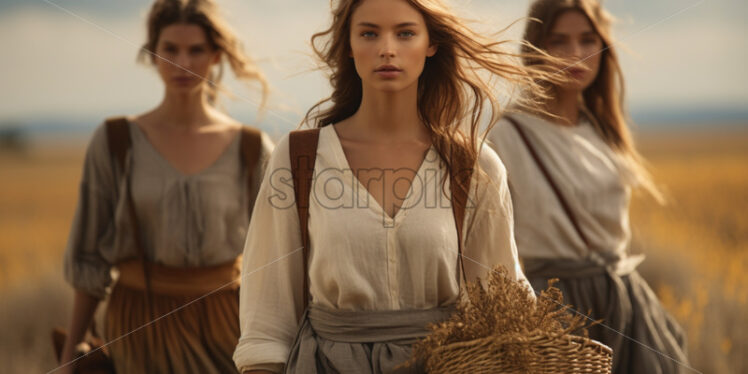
1;0;746;134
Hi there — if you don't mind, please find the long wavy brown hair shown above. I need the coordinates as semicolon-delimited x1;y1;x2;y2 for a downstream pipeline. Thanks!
138;0;268;107
522;0;662;200
304;0;558;186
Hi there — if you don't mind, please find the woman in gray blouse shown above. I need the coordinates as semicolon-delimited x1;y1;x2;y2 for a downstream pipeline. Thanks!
58;1;273;373
487;0;689;373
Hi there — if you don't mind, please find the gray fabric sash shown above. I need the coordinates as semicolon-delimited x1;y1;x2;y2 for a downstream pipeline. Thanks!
523;254;646;368
285;304;454;374
523;254;644;279
309;304;454;344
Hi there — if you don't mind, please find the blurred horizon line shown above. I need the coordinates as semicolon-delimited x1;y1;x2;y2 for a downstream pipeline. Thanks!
2;102;747;140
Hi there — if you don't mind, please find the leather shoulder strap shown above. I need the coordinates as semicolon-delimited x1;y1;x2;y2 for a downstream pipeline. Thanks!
289;128;321;311
105;117;132;171
104;117;144;259
449;148;473;287
105;117;154;334
504;115;591;249
240;126;263;212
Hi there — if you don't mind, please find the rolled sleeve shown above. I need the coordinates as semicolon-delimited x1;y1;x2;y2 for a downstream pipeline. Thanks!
233;134;306;371
62;124;117;299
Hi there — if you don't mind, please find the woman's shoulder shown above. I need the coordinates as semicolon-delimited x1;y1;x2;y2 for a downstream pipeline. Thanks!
490;112;542;138
486;112;547;159
476;142;507;182
74;117;134;185
235;124;276;153
263;130;293;169
272;125;332;157
86;117;130;159
464;143;509;207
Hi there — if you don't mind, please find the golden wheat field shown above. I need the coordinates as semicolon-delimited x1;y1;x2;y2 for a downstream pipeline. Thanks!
0;128;746;373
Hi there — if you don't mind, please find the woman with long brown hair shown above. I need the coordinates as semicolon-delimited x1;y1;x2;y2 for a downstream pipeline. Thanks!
487;0;689;372
231;0;554;373
58;0;273;373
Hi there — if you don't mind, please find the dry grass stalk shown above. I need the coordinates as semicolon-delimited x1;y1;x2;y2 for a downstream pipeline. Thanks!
409;265;600;372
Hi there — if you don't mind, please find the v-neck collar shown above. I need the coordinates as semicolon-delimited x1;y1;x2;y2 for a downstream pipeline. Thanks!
129;120;240;178
323;125;435;223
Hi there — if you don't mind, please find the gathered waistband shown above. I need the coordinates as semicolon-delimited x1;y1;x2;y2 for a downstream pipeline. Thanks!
115;256;241;296
307;303;455;345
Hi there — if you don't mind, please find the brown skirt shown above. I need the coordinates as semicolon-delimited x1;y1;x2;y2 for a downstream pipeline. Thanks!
524;256;690;374
104;258;241;374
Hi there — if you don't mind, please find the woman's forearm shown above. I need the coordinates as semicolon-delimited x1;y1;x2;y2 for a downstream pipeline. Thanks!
59;289;101;366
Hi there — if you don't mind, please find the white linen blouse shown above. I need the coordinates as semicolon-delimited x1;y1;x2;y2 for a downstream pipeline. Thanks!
233;125;530;372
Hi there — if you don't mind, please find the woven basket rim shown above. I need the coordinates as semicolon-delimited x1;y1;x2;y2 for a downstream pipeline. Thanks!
432;330;613;356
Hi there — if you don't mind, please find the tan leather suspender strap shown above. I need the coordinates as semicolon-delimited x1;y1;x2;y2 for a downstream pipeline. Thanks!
104;117;151;266
106;118;131;178
289;128;321;311
240;126;263;212
504;115;592;249
105;117;154;367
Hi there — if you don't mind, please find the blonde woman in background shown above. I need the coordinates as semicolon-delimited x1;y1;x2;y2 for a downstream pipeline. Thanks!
487;0;689;372
59;0;273;373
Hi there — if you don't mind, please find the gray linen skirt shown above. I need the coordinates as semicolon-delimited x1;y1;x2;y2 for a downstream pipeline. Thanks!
524;255;690;374
284;304;454;374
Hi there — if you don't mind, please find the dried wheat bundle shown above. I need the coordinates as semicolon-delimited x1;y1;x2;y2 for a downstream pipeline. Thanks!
408;265;612;373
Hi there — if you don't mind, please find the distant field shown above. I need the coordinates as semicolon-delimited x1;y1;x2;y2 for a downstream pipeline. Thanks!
0;129;746;373
0;141;84;290
0;141;85;373
630;129;748;373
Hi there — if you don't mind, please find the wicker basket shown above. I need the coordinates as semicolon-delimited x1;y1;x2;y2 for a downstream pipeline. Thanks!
426;330;612;373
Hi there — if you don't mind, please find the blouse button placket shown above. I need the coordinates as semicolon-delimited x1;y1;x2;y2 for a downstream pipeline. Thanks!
386;222;400;309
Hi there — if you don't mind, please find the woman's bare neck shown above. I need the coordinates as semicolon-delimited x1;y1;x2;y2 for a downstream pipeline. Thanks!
339;85;430;145
539;88;581;127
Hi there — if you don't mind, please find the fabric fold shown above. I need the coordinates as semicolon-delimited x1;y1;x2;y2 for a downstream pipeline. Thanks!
524;256;689;373
285;304;454;374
